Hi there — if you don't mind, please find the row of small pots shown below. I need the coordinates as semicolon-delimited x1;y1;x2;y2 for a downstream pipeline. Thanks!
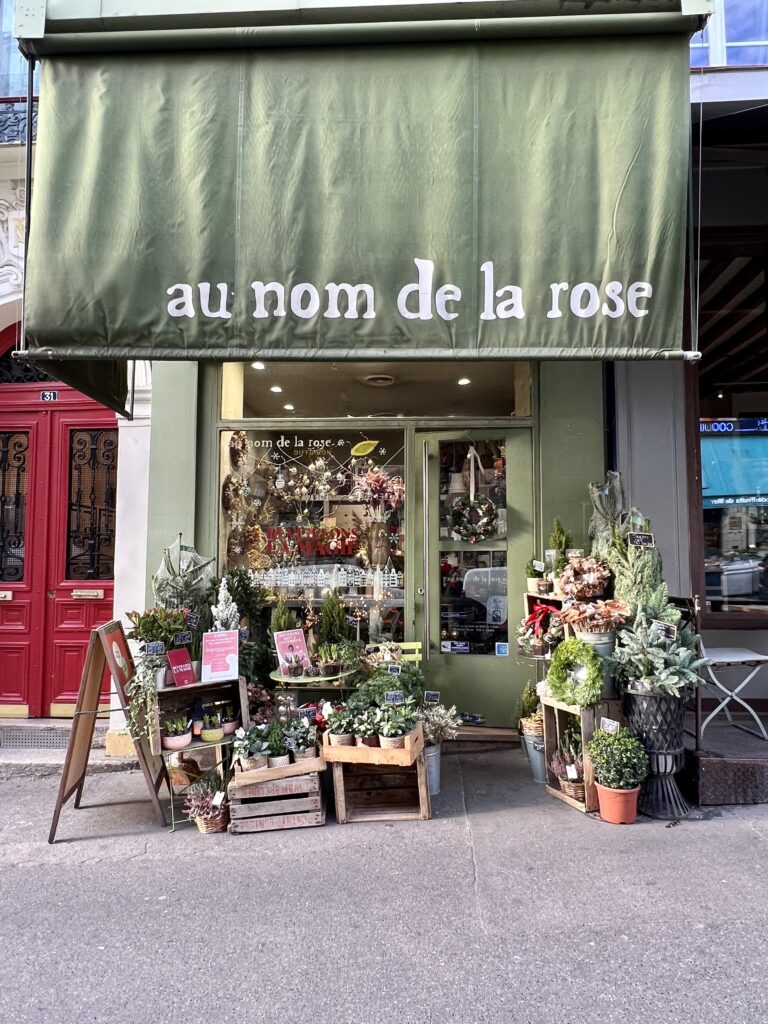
239;745;318;771
327;732;407;750
161;719;239;751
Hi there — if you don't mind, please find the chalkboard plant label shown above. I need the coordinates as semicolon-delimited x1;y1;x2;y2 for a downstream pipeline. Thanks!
173;630;193;647
385;690;404;705
627;532;656;548
386;663;403;676
651;620;677;641
146;640;165;656
424;690;441;704
599;717;621;735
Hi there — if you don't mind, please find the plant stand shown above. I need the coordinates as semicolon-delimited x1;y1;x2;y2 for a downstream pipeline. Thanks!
542;696;624;813
624;690;691;820
227;757;327;833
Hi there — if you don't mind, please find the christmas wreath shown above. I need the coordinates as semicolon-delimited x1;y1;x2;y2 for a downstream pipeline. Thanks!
546;637;605;707
450;495;497;544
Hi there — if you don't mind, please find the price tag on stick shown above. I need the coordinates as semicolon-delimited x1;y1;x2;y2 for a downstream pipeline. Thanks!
424;691;441;704
600;717;621;736
566;764;578;781
651;620;678;641
385;690;404;705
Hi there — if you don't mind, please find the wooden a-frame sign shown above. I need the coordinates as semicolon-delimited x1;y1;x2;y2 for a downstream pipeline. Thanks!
48;620;171;844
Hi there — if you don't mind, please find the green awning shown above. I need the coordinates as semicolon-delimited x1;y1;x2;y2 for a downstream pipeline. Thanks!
23;26;693;412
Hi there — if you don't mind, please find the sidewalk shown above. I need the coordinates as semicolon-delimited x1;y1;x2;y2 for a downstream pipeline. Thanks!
1;745;767;1023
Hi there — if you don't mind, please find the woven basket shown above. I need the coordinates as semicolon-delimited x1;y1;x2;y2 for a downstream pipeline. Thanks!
520;722;544;739
240;755;267;772
558;778;585;802
194;805;230;834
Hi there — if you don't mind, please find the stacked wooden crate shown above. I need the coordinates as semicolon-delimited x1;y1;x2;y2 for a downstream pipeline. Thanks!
227;756;327;834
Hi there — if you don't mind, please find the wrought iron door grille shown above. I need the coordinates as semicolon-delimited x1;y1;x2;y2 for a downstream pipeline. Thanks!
66;429;118;580
0;431;28;582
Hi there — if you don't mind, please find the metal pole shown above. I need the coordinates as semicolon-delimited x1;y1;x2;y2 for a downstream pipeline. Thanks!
19;55;36;356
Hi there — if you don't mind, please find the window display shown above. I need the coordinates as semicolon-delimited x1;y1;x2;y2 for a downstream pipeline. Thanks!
220;429;405;642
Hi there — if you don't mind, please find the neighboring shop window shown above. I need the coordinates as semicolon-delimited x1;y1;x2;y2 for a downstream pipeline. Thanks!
0;430;28;582
699;415;768;614
66;429;118;580
438;440;507;655
221;429;405;643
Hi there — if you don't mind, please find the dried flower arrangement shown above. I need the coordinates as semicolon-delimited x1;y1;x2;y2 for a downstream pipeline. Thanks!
558;555;612;599
559;599;631;634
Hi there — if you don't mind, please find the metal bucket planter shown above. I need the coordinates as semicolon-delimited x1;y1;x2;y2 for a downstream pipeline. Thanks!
624;689;691;820
522;732;547;784
425;743;442;796
575;629;616;699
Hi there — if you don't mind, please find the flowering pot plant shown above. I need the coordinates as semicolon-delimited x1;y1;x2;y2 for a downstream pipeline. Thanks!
200;711;224;744
420;704;461;748
558;555;612;600
378;705;418;748
316;642;342;676
325;706;355;746
232;724;270;770
182;773;229;833
351;707;382;747
549;722;584;798
162;716;192;751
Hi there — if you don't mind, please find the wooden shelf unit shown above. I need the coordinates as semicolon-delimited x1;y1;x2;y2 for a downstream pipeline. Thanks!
150;676;250;757
541;696;624;813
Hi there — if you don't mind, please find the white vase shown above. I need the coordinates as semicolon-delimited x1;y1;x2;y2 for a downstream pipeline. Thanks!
155;666;173;690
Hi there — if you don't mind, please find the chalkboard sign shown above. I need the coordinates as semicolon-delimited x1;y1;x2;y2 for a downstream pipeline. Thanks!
619;512;631;527
238;628;250;643
532;560;545;573
385;690;404;705
146;640;165;656
600;717;621;736
173;630;192;647
651;620;678;641
298;707;318;721
627;532;656;549
386;663;403;676
186;613;199;628
424;691;441;704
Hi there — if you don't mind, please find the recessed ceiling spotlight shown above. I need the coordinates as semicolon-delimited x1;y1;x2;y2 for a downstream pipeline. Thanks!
362;374;397;388
717;391;724;399
457;377;471;386
251;361;266;371
283;403;295;411
270;385;283;393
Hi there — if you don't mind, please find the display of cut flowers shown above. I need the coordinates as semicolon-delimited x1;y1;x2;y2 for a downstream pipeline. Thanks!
557;555;612;599
559;598;631;633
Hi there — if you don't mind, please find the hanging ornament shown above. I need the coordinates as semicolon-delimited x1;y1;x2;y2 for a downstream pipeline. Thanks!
450;446;497;543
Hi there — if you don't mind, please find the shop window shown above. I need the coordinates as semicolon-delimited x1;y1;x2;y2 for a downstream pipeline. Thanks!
66;429;118;580
438;439;508;655
0;430;28;582
220;428;406;643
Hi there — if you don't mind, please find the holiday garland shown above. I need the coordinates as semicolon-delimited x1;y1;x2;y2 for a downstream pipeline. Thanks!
546;637;605;707
450;495;497;544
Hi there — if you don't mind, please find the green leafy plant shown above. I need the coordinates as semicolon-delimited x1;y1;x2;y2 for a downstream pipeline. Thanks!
232;724;269;764
378;703;418;738
202;710;222;729
610;610;707;697
608;523;663;613
326;707;355;736
525;558;544;579
316;642;341;665
319;591;349;644
546;637;605;707
126;607;187;649
349;663;424;710
239;642;273;685
420;704;461;746
163;715;190;736
352;707;382;738
513;681;540;726
222;569;270;625
266;720;288;757
124;655;165;744
587;728;649;790
270;595;297;636
549;517;572;576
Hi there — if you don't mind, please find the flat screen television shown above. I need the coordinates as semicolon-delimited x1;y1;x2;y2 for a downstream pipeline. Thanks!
700;418;768;509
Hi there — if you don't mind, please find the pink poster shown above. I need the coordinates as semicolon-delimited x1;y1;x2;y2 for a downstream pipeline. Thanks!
201;630;239;683
274;629;311;673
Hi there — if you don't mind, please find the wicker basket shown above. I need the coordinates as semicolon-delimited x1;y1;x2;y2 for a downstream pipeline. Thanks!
520;721;544;740
193;805;230;834
240;755;268;772
558;778;585;802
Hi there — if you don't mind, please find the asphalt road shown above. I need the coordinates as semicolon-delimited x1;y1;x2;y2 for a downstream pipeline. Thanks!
1;747;767;1024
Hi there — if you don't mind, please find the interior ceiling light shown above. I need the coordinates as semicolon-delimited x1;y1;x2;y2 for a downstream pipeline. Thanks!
457;377;471;386
361;374;397;387
251;361;266;370
270;385;283;393
283;403;295;411
717;391;724;399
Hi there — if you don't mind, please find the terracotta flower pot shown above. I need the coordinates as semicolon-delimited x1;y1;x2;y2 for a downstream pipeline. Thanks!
595;782;641;825
355;735;380;747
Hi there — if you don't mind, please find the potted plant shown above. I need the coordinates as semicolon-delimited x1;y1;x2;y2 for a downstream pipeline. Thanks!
182;773;230;834
222;703;239;736
549;722;584;801
267;720;291;767
316;642;342;677
283;653;305;678
285;719;319;760
352;707;382;747
518;708;547;783
557;555;612;601
378;705;417;749
200;711;224;744
161;716;192;752
232;724;269;771
559;598;631;697
587;728;649;825
420;703;461;795
326;706;355;746
126;606;188;689
525;557;545;595
610;604;706;819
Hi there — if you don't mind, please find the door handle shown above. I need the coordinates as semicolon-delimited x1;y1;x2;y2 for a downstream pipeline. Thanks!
422;440;431;661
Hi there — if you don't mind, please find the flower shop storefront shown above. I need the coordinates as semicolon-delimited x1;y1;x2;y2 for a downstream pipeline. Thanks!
16;3;701;746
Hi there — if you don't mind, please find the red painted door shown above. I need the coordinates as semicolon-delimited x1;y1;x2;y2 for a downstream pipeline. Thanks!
0;332;118;716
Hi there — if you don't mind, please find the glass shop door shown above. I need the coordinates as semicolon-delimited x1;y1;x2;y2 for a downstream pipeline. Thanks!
413;430;533;726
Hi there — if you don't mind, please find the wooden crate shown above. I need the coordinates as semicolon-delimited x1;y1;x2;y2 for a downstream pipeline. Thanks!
232;755;326;785
322;722;424;767
541;696;624;813
228;768;326;834
331;757;431;824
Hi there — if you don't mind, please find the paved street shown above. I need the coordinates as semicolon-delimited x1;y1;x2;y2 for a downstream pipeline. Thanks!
1;746;767;1024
